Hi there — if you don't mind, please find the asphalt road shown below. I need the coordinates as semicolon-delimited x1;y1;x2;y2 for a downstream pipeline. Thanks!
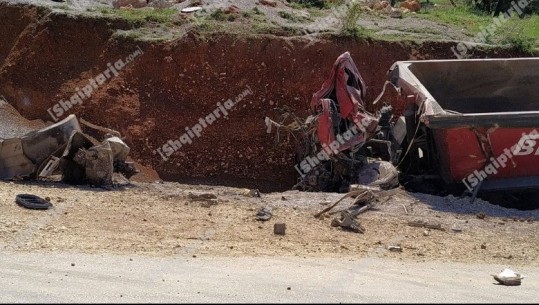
0;251;537;303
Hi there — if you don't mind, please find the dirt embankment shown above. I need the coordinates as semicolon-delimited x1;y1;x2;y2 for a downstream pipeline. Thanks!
0;3;527;191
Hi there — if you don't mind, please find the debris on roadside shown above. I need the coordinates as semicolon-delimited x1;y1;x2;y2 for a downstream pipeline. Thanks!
15;194;52;210
241;189;261;197
274;223;286;235
331;210;365;233
314;189;400;233
450;223;463;233
388;245;402;252
492;269;525;286
0;102;138;186
188;193;218;201
188;192;218;207
256;207;273;221
265;52;401;194
407;219;445;231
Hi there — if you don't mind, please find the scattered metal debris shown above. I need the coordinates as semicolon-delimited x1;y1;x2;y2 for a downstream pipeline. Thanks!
331;210;366;233
388;245;403;252
0;104;137;186
265;52;401;193
315;188;399;233
407;219;445;231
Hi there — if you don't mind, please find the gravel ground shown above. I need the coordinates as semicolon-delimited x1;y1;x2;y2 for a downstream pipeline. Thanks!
1;179;538;266
411;193;539;219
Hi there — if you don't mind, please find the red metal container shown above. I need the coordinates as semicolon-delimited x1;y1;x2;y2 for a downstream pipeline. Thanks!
388;58;539;191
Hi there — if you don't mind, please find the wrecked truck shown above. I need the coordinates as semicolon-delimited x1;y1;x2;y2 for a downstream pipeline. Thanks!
388;58;539;195
266;54;539;198
0;100;137;185
265;52;400;193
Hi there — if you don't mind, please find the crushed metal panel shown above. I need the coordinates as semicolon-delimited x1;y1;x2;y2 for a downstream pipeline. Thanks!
21;114;82;166
73;141;114;186
104;136;130;161
310;52;379;154
0;138;35;179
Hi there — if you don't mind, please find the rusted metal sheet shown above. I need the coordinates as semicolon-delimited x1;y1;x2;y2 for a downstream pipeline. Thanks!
0;115;81;180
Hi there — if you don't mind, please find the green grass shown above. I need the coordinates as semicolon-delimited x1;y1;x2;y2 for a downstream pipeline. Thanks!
278;11;312;23
341;1;362;36
100;7;177;27
416;1;492;34
513;14;539;39
416;0;539;46
500;18;538;53
209;8;237;22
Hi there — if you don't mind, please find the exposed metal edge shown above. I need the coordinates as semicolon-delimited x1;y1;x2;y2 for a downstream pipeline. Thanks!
481;176;539;192
426;112;539;129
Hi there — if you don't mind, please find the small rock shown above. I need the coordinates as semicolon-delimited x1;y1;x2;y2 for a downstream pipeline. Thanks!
390;8;403;18
112;0;147;9
241;189;261;197
476;213;486;219
274;223;286;235
259;0;277;7
200;200;218;208
287;287;291;290
224;5;240;14
188;193;217;201
45;197;51;202
71;263;75;267
481;244;487;249
281;196;287;201
451;223;463;232
423;230;429;236
256;207;272;221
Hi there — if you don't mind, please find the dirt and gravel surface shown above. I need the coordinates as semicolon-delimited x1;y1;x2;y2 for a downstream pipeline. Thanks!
0;99;44;138
1;179;538;266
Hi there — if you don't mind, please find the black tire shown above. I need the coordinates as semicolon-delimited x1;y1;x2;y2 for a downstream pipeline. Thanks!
15;194;52;210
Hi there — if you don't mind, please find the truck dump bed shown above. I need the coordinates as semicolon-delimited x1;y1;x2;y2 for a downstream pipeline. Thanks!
389;58;539;191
